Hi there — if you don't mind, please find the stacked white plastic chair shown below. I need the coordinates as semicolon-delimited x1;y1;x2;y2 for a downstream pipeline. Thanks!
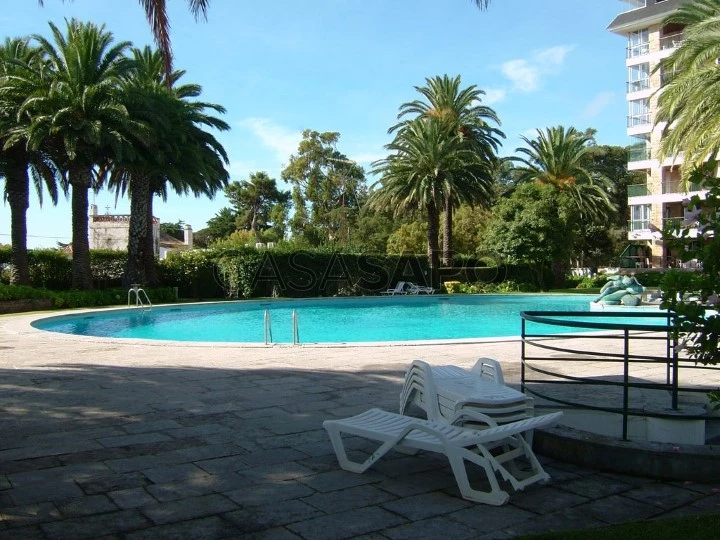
399;358;534;429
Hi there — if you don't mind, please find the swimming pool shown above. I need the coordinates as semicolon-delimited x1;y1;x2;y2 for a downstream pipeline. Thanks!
31;294;665;344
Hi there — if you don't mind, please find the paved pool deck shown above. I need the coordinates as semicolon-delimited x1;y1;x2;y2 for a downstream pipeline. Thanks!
1;309;719;539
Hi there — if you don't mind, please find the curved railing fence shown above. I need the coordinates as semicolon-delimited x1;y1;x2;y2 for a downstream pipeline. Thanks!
520;310;720;440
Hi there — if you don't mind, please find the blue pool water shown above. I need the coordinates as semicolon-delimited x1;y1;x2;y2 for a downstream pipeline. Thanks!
31;294;667;344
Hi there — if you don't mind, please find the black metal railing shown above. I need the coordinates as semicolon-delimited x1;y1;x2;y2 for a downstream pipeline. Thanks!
520;310;718;440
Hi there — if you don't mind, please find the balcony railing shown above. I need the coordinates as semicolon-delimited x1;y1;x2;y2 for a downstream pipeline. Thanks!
663;180;702;194
627;42;650;58
627;113;651;128
628;146;651;161
627;219;650;231
627;79;650;93
627;184;649;197
660;34;684;50
663;216;685;229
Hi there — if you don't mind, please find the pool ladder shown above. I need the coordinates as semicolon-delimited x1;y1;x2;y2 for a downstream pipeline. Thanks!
128;284;152;310
263;309;299;345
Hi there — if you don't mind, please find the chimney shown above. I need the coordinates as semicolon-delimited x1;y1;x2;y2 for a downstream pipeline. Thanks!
90;204;98;216
184;224;193;249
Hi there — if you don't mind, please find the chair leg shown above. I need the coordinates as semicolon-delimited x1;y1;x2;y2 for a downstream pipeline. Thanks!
325;424;400;474
444;446;510;506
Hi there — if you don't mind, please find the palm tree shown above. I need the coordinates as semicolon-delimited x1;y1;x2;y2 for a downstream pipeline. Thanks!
512;126;616;223
14;19;136;289
391;74;503;265
370;118;490;286
109;46;229;285
655;0;720;175
0;37;61;285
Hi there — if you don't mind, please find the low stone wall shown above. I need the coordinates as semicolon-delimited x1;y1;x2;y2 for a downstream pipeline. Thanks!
0;299;53;315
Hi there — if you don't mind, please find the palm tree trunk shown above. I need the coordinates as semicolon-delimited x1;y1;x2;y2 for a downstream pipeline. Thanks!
6;163;31;285
143;194;159;286
442;193;453;267
426;200;441;288
124;176;150;286
69;167;93;290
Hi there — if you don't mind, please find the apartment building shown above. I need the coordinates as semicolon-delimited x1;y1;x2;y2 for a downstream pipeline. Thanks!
608;0;706;269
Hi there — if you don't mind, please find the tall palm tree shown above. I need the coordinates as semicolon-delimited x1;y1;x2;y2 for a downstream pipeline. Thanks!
13;19;137;289
655;0;720;176
391;74;503;265
109;46;229;285
512;126;616;223
0;37;61;285
370;118;490;286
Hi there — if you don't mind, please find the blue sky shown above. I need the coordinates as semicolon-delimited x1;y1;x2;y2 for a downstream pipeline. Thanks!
2;0;630;248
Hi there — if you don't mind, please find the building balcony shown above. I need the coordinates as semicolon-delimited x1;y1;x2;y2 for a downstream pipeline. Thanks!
627;79;651;93
662;180;702;194
627;113;651;128
660;33;684;50
628;146;651;161
628;219;650;231
628;184;649;197
626;43;650;59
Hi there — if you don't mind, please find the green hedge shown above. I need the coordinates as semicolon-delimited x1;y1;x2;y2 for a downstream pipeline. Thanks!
0;247;127;289
157;247;432;298
0;283;176;309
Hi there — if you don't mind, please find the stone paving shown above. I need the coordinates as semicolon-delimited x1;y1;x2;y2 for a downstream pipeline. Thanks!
1;311;720;539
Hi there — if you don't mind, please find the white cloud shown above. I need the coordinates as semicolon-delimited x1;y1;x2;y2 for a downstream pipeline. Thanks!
582;91;616;118
480;89;507;106
238;118;301;162
500;45;575;93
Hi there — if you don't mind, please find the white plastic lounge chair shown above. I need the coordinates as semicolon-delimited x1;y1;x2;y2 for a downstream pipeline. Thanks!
380;282;407;296
323;408;562;505
406;282;435;295
399;359;533;427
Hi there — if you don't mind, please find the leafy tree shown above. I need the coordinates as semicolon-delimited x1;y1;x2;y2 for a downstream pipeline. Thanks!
656;0;720;177
281;130;365;247
450;204;492;256
160;221;185;241
391;74;503;266
661;166;719;366
481;183;572;288
585;143;644;227
201;207;239;243
225;171;289;242
386;221;427;255
0;37;60;285
16;20;136;289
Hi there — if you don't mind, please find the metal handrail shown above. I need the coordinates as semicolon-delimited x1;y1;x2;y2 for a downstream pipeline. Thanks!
264;309;272;345
127;284;152;309
292;309;299;345
520;310;718;441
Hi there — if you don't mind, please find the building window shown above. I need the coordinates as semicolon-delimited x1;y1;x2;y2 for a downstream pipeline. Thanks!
630;204;651;230
627;29;649;58
628;98;650;127
627;63;650;93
